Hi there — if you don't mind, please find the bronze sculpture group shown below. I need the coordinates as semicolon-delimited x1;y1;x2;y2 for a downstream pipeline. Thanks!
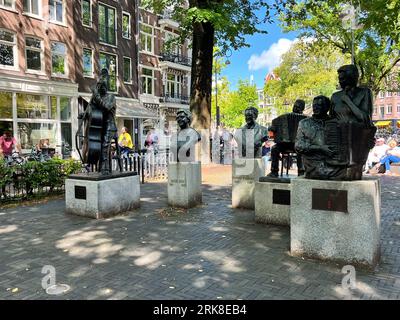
77;64;374;182
237;64;376;181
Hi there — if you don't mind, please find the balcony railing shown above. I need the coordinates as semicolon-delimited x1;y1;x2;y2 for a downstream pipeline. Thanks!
160;53;192;67
161;92;190;104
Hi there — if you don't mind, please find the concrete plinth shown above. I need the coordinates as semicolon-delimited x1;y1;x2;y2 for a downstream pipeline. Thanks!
291;177;381;268
255;178;291;226
168;162;202;208
232;158;265;209
65;172;140;219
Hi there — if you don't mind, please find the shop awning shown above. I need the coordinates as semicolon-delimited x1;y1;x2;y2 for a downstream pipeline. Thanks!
116;100;158;119
375;121;392;127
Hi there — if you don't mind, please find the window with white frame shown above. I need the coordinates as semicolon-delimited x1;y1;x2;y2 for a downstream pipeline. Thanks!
82;48;93;77
122;12;131;39
373;107;377;115
387;91;393;98
99;52;117;92
0;30;16;68
380;105;385;117
23;0;40;16
163;31;182;56
49;0;64;24
164;73;182;98
387;105;393;114
397;105;400;113
0;0;14;9
82;0;92;27
123;57;132;83
140;24;154;53
99;3;116;46
378;91;385;99
51;42;67;76
141;68;154;95
25;36;43;71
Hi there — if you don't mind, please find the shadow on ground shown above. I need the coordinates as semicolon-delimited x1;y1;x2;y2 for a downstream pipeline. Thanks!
0;175;399;300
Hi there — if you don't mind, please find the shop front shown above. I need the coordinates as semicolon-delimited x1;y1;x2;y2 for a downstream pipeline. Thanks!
0;76;78;158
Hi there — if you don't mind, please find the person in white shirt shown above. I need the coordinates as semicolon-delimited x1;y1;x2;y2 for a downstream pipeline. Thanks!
366;138;389;171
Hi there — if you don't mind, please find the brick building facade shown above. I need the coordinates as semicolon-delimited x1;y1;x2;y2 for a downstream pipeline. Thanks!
0;1;191;157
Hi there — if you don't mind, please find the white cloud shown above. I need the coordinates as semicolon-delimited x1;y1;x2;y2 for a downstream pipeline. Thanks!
247;38;296;72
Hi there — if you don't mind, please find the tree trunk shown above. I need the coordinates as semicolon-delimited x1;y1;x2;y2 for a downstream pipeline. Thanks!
190;20;214;130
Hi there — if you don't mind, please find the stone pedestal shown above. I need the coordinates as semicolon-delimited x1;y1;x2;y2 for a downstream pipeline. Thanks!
65;172;140;219
232;158;265;209
291;177;381;268
168;162;202;208
255;177;293;226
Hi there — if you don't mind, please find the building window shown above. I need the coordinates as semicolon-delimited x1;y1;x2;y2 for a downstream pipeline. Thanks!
122;12;131;39
123;57;132;83
378;91;385;99
18;122;57;150
380;106;385;117
0;0;14;9
17;94;56;119
23;0;40;16
99;3;116;46
0;91;13;119
99;52;117;92
141;68;154;95
49;0;64;24
164;73;182;97
60;97;71;121
82;0;92;27
387;105;393;114
83;48;93;77
373;107;377;115
51;42;67;76
0;30;16;68
25;36;42;71
397;105;400;113
387;91;393;98
140;24;153;53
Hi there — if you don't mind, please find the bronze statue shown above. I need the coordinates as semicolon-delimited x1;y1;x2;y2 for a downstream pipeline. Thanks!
76;69;121;175
329;64;376;180
295;96;346;179
267;99;308;177
170;109;201;162
234;107;269;158
295;65;377;181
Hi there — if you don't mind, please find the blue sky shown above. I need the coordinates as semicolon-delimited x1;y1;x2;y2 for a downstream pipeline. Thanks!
221;17;299;90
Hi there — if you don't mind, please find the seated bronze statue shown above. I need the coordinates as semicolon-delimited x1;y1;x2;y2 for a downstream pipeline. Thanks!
267;99;308;178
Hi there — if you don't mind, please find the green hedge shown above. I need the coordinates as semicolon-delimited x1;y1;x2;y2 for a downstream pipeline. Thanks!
0;158;82;200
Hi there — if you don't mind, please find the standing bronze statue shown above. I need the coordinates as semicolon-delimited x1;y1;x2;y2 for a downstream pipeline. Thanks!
170;109;201;162
267;99;308;177
76;69;121;175
234;107;269;158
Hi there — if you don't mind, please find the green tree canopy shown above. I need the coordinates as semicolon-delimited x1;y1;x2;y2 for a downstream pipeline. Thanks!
279;0;400;95
142;0;280;131
264;39;349;115
216;79;258;128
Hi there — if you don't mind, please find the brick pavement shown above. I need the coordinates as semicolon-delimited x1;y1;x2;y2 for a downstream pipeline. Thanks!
0;171;399;300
